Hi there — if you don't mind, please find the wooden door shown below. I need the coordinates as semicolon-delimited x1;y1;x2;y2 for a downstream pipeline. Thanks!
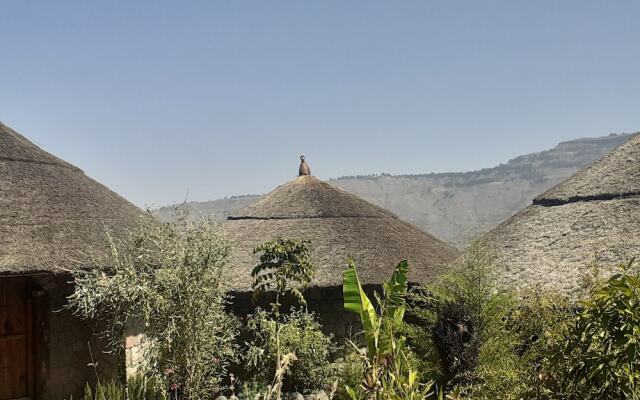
0;277;33;400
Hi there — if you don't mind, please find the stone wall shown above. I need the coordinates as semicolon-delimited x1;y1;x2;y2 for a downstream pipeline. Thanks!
305;286;362;340
34;275;118;400
124;321;148;378
228;285;370;342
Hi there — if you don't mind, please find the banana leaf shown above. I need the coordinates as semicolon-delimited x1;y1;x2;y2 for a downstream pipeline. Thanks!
343;258;379;357
383;260;409;325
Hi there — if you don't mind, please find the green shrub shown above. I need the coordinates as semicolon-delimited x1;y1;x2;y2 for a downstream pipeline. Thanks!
405;244;573;399
67;215;239;399
334;348;366;399
408;249;640;400
407;244;513;388
500;290;573;399
245;308;336;393
551;261;640;399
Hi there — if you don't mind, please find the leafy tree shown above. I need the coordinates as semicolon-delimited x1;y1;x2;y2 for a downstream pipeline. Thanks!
252;238;315;315
250;238;317;398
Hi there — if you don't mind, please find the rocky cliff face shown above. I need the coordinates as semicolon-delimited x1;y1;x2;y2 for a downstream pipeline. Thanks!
157;133;633;248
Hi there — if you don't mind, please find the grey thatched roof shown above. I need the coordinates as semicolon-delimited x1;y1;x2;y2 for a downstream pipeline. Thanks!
0;122;142;275
224;175;460;290
484;132;640;293
534;133;640;205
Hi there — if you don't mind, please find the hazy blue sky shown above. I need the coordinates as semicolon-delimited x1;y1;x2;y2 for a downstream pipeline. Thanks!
1;1;639;207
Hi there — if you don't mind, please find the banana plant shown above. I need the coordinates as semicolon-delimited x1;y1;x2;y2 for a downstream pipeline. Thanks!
343;257;409;361
343;257;381;358
379;260;409;356
344;258;440;400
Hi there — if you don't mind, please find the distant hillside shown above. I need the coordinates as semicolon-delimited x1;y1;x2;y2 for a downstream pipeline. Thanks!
157;132;633;248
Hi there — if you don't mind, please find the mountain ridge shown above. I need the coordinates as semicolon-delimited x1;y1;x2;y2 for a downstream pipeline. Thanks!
157;132;635;248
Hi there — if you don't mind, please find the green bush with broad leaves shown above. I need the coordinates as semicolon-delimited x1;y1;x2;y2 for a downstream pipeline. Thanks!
252;238;315;314
551;261;640;399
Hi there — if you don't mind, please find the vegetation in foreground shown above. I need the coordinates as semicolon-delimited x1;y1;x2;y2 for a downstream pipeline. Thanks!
67;216;238;398
68;217;640;399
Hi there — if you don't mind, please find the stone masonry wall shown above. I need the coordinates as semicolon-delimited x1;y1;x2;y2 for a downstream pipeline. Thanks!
228;285;368;342
305;286;362;340
35;275;118;400
124;321;148;378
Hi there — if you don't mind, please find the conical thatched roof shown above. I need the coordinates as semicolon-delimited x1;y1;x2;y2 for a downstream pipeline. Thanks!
484;132;640;293
224;173;460;290
0;122;142;275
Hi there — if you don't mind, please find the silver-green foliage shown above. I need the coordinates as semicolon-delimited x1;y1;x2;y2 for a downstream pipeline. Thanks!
67;215;238;399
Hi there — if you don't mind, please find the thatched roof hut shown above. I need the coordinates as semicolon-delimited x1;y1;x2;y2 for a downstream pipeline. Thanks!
0;122;142;275
483;132;640;293
223;157;460;291
0;122;143;399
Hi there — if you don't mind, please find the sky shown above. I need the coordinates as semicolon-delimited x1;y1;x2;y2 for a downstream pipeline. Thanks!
1;1;639;208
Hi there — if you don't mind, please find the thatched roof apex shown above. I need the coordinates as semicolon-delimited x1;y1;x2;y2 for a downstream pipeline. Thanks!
484;133;640;293
224;174;460;290
0;122;142;275
229;175;393;220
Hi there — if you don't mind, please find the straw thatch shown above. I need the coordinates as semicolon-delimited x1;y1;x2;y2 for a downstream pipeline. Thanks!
484;132;640;293
0;122;142;275
224;174;460;290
